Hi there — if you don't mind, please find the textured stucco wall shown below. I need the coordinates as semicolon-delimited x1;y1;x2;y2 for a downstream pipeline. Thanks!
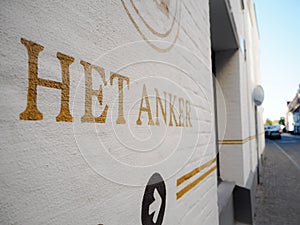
0;0;219;225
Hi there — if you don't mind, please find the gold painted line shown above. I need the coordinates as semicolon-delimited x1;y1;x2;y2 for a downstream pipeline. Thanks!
176;166;217;200
219;139;246;144
249;135;256;140
177;158;216;186
219;135;256;145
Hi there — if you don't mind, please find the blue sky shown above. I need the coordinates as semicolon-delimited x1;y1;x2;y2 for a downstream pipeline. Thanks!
254;0;300;121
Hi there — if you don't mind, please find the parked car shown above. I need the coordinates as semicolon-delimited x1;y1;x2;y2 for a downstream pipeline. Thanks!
264;125;272;137
265;125;281;139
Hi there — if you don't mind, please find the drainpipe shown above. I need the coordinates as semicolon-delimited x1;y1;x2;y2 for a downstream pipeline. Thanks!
253;85;264;184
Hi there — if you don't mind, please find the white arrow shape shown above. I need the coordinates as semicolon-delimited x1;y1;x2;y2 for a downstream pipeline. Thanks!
149;188;162;223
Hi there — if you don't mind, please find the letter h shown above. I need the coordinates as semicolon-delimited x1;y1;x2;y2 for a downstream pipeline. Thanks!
19;38;74;122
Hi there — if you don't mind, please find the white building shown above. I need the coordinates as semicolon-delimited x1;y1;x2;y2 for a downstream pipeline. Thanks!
0;0;264;224
286;86;300;134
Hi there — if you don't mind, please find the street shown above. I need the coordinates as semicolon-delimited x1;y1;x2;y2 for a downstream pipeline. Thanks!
254;133;300;225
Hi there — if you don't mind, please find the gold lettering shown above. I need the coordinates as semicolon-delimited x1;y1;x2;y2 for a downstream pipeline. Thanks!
186;100;192;127
136;84;154;125
178;97;184;127
19;38;74;122
169;94;179;126
80;60;108;123
110;73;130;124
154;88;167;125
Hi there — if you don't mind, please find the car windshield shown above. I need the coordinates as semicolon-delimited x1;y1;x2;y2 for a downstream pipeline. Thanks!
271;125;280;130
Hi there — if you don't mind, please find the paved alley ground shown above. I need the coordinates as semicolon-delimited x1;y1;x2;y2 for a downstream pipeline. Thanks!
254;133;300;225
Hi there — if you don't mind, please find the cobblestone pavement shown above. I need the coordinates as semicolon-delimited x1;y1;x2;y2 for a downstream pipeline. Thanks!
254;134;300;225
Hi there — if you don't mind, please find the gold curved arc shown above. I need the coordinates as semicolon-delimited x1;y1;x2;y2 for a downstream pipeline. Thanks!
121;0;181;53
130;0;178;38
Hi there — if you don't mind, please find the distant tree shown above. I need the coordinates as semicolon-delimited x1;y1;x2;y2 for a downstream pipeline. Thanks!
265;118;272;125
272;120;279;125
279;117;285;126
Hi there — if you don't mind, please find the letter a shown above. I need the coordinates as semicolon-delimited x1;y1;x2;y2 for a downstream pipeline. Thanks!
136;84;154;125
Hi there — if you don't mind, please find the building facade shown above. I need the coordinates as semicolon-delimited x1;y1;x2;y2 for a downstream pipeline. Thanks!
0;0;264;224
286;86;300;134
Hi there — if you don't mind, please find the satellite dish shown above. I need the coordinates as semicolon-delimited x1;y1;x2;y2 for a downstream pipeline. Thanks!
253;85;264;106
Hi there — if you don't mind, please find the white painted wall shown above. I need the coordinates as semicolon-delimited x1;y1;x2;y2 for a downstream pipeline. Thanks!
0;0;219;225
216;0;264;187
